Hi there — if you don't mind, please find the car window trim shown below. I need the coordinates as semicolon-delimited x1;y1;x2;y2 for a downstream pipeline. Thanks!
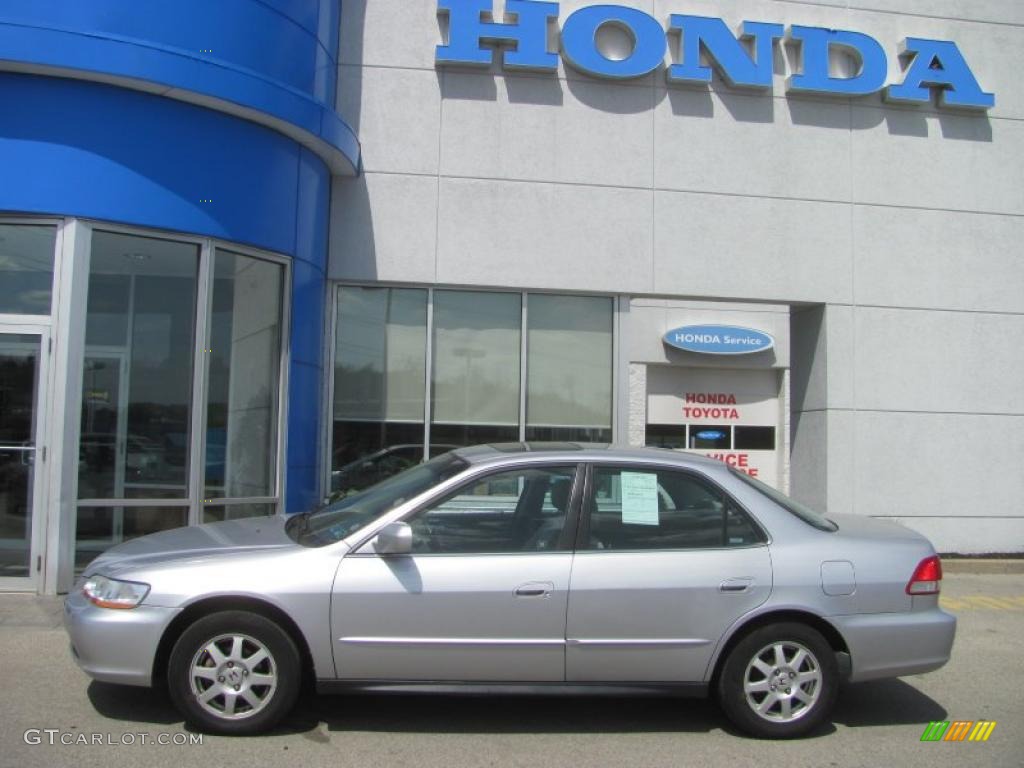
574;461;769;553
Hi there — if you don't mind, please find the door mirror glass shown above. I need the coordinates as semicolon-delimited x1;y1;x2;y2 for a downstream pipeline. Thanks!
374;521;413;555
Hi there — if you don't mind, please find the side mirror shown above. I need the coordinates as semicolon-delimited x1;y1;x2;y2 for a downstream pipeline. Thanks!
374;522;413;555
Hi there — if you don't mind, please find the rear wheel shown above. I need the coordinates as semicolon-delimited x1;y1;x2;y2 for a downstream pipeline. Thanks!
167;611;300;735
717;622;837;739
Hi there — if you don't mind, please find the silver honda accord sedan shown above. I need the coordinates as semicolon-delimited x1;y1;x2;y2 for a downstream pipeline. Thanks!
64;444;955;738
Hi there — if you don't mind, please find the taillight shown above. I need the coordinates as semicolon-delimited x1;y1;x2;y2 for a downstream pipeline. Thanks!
906;555;943;595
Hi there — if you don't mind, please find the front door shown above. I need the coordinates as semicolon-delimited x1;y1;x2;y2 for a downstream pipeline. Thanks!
0;328;50;590
331;463;581;682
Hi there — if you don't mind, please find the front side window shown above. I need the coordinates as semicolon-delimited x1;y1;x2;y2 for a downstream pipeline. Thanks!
292;453;469;547
406;465;578;554
584;466;763;551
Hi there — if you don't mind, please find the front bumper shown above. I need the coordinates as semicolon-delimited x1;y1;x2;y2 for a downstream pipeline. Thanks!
64;590;178;687
829;607;956;683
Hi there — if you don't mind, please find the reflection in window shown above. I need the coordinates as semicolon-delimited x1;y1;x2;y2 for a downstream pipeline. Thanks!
75;506;189;569
205;250;284;499
74;229;288;568
203;503;276;524
431;290;521;446
329;289;617;497
0;224;56;315
734;426;776;450
79;232;198;501
332;287;428;495
0;335;41;576
645;424;687;450
525;294;613;443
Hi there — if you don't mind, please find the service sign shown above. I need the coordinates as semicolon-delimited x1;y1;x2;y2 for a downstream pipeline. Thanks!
664;325;774;356
437;1;995;110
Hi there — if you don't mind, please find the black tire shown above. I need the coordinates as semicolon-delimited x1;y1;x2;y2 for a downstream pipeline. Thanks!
717;622;838;739
167;610;301;735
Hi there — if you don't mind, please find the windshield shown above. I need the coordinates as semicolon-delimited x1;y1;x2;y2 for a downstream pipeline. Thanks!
729;468;838;532
289;453;468;547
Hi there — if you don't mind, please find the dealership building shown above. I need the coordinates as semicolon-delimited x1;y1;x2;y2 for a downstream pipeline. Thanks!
0;0;1020;593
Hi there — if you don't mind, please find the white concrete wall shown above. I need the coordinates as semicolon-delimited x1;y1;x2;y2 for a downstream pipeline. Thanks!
331;0;1023;552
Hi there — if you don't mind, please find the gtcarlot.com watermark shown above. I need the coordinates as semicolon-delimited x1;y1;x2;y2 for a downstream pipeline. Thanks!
24;729;203;746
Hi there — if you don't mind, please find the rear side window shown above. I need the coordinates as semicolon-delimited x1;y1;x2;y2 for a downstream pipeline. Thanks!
729;468;838;532
583;466;764;551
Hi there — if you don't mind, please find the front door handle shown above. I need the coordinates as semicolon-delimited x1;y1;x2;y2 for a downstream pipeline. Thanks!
719;578;754;593
514;581;554;598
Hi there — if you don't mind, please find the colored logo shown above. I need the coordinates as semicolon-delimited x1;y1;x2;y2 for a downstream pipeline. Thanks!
920;720;997;742
694;430;727;441
436;1;994;110
663;325;774;356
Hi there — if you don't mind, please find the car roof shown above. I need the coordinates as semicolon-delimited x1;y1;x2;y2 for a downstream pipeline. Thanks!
451;442;725;469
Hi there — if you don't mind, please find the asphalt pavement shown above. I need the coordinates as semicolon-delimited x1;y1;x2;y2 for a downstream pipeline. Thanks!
1;572;1022;768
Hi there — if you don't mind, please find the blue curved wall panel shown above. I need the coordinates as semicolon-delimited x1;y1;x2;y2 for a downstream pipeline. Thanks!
0;1;348;514
0;0;358;172
0;73;331;513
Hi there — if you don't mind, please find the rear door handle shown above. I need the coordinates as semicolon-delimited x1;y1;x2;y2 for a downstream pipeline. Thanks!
515;581;554;598
719;578;754;593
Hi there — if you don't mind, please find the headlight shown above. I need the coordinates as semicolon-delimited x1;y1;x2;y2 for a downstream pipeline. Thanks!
81;575;150;609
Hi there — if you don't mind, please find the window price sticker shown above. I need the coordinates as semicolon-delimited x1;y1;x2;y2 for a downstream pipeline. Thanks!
620;472;659;526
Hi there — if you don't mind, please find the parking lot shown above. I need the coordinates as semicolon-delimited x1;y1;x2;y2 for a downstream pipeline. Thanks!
2;570;1022;768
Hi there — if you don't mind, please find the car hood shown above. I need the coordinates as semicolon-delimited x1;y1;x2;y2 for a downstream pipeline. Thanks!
82;515;299;576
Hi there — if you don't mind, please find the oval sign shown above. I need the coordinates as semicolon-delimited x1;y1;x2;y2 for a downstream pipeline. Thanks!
695;430;727;441
663;324;775;355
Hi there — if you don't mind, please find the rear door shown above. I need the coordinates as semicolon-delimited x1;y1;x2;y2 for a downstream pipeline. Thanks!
566;463;772;682
331;463;581;682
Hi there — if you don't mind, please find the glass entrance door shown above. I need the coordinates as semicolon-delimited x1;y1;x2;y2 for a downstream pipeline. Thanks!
0;330;48;589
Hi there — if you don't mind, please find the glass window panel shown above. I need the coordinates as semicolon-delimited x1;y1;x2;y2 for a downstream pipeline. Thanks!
431;290;521;431
202;503;275;525
524;426;612;443
408;465;576;554
79;232;198;501
332;288;428;496
644;424;687;450
734;426;776;450
74;505;189;571
0;335;41;577
587;467;729;551
335;287;427;422
526;295;612;432
0;224;56;314
430;422;518;447
205;250;284;499
331;421;428;495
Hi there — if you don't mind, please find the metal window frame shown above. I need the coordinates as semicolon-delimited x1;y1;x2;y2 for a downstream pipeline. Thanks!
324;281;622;496
2;216;294;592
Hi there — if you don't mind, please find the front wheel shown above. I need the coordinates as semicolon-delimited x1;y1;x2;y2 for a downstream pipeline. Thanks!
717;622;838;739
167;610;301;735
